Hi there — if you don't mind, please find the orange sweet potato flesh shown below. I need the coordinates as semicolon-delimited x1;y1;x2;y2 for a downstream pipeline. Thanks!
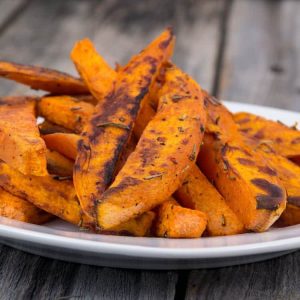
154;198;207;238
0;97;47;176
96;65;206;229
74;29;175;218
46;149;74;177
198;93;286;232
43;133;79;160
0;61;88;94
175;165;245;236
0;187;52;224
234;112;300;160
71;38;117;101
0;160;153;235
38;96;95;133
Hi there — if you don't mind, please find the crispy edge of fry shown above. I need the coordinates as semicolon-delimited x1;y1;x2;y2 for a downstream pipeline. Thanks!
0;187;53;224
39;120;73;135
96;65;206;229
0;60;88;94
154;198;207;238
175;165;245;236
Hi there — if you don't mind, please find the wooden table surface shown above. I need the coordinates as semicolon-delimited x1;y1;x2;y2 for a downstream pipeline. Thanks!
0;0;299;299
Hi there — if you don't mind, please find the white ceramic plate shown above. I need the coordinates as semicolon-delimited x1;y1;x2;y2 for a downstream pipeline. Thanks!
1;101;300;270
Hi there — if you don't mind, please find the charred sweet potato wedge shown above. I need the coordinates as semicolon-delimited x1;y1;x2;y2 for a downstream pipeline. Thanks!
0;96;47;176
74;28;175;218
0;160;82;225
46;149;74;177
198;93;286;232
175;165;245;236
154;198;207;238
234;112;300;161
0;61;88;94
0;160;155;236
0;187;52;224
43;133;80;160
38;96;95;133
96;65;206;229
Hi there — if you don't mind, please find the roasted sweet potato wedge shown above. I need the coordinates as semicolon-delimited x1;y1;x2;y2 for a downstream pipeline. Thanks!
0;96;47;176
74;28;175;218
38;96;95;133
234;112;300;161
0;61;88;94
0;187;52;224
96;65;206;229
46;149;74;177
0;160;82;225
175;165;245;236
43;133;79;160
71;38;117;101
198;93;286;232
0;160;155;236
154;198;207;238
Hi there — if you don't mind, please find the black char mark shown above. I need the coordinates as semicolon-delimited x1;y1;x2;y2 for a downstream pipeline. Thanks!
287;196;300;207
251;178;285;211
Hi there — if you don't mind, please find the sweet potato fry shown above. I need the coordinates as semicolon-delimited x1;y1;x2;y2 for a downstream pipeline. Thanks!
96;65;206;229
0;61;88;94
175;165;245;236
46;149;73;177
0;96;47;176
74;28;175;218
154;198;207;238
0;187;52;224
0;160;154;236
43;133;79;160
38;96;95;133
234;112;300;160
71;38;117;101
198;93;286;232
0;160;82;225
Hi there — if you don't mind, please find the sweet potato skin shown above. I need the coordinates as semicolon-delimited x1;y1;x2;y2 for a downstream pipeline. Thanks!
0;97;47;176
43;133;80;160
39;120;73;135
0;187;52;224
175;165;245;236
0;61;88;94
234;112;300;159
198;93;286;232
96;65;206;229
38;96;94;133
74;29;175;218
154;198;207;238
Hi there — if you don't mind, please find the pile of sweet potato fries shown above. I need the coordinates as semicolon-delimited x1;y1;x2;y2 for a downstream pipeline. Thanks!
0;28;299;238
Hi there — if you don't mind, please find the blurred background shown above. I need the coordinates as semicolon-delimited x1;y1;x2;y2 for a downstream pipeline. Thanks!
0;0;299;109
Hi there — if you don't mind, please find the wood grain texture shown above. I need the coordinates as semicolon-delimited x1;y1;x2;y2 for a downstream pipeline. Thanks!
186;251;300;300
0;0;224;94
218;0;300;111
0;245;177;300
